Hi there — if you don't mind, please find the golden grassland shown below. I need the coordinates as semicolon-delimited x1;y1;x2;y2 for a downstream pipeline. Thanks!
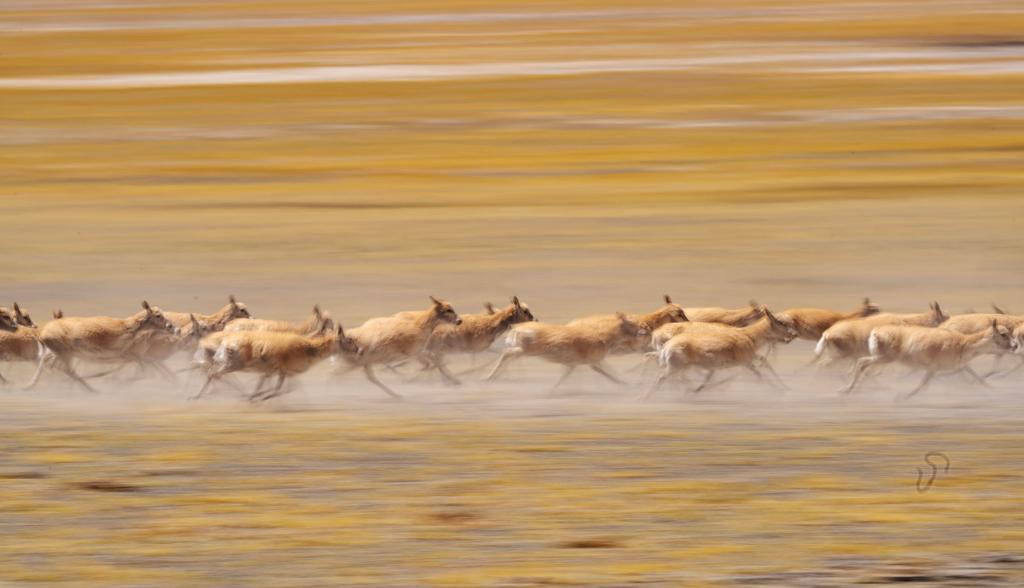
0;393;1022;586
4;0;1024;316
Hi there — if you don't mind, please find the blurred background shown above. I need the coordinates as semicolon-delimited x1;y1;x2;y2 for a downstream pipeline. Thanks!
4;0;1023;320
3;1;1024;586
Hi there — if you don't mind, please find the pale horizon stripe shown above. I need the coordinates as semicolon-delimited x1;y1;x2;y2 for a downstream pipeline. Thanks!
4;50;1024;89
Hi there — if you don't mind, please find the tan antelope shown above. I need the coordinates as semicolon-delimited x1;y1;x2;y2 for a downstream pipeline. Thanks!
0;309;19;332
684;301;763;327
417;296;536;384
163;295;251;331
839;320;1016;398
97;297;249;381
26;301;176;392
566;295;688;354
645;308;798;398
341;297;462;398
777;298;880;342
164;295;252;331
485;313;648;388
0;310;39;385
813;302;948;367
194;323;360;402
942;309;1024;375
122;313;212;380
760;298;880;358
192;316;335;372
224;305;325;334
0;303;36;328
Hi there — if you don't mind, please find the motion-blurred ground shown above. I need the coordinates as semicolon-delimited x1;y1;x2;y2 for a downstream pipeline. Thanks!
2;0;1024;585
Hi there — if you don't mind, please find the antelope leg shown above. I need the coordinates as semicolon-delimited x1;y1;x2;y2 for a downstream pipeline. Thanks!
484;348;523;382
902;370;937;400
363;365;402;399
589;362;624;385
692;369;717;394
551;365;576;390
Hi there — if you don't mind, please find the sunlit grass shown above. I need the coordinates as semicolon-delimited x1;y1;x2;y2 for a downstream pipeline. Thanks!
0;407;1021;585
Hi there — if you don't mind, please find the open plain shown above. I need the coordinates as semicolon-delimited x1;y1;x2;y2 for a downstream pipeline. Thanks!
3;0;1024;585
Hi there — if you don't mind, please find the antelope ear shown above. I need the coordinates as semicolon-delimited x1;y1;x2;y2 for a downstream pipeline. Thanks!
483;302;496;314
992;303;1007;314
749;299;759;308
312;304;322;318
863;297;871;306
229;295;238;306
615;311;627;321
664;294;672;304
53;309;62;319
511;295;521;307
12;302;21;315
337;323;345;337
142;300;152;312
764;307;779;322
430;295;441;306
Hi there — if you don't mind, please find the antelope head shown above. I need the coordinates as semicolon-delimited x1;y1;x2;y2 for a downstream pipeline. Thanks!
140;301;176;333
11;303;34;327
0;309;18;332
764;307;798;343
227;295;252;320
336;323;361;356
662;294;688;323
860;297;881;317
928;301;949;326
988;319;1014;353
185;313;212;343
430;296;462;326
510;295;536;323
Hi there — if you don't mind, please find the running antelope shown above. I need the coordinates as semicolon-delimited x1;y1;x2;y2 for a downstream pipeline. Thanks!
124;313;212;380
418;296;536;384
942;309;1024;376
839;320;1016;398
777;298;880;341
224;304;327;335
684;301;763;327
813;302;948;367
194;323;359;402
485;313;648;388
26;301;176;392
163;295;251;331
0;303;35;328
645;308;798;398
342;297;462;398
567;295;688;354
0;310;38;385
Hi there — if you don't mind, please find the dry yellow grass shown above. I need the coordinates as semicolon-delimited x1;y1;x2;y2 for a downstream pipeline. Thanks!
4;0;1024;319
0;397;1022;586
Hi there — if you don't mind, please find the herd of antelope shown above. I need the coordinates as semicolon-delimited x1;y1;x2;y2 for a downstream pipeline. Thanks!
0;295;1021;402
